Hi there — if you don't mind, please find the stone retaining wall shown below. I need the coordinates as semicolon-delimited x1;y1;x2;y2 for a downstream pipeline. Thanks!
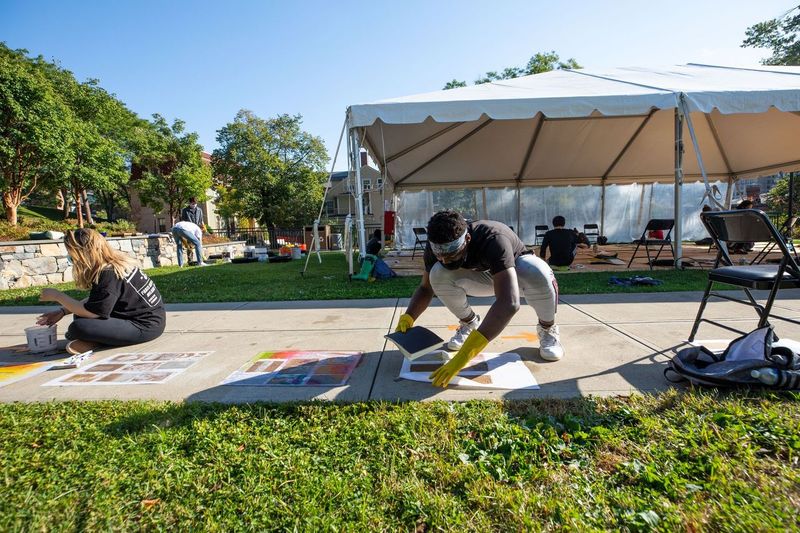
0;236;245;290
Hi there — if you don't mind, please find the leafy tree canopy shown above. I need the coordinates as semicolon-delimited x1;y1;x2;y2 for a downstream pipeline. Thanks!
212;110;329;228
444;51;581;90
0;44;73;225
742;6;800;65
135;115;211;225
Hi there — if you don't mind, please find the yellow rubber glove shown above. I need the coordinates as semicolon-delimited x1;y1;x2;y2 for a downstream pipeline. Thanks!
395;313;414;333
429;329;489;388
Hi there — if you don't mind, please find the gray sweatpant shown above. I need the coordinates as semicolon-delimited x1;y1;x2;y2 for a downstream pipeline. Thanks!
429;253;558;323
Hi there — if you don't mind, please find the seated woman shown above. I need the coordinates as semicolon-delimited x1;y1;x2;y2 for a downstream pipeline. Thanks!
36;228;166;355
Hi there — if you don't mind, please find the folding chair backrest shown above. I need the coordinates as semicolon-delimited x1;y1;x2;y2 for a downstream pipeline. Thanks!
413;227;428;241
645;219;674;232
535;225;548;234
701;209;800;274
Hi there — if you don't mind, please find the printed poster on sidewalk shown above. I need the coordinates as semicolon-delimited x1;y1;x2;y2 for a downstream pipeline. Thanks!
399;351;539;390
43;352;211;386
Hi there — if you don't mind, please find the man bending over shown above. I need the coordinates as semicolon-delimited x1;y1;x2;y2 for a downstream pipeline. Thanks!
396;210;563;388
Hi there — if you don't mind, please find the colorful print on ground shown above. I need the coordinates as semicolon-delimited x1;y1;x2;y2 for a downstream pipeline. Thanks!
0;362;51;388
222;350;362;387
400;351;539;390
43;352;212;386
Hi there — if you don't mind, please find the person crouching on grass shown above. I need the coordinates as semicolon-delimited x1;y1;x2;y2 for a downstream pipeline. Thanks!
395;210;563;388
36;228;166;355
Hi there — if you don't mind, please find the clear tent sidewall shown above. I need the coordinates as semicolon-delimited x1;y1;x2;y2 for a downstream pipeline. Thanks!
390;181;729;249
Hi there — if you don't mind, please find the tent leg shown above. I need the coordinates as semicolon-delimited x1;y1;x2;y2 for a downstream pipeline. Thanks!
350;128;368;259
600;179;606;238
725;175;735;209
674;108;684;268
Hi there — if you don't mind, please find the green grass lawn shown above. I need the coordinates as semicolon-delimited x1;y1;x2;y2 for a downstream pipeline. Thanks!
0;391;797;530
0;252;712;306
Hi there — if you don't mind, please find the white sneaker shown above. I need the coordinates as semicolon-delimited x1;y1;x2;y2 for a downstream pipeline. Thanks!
537;323;564;361
198;262;209;267
448;314;481;350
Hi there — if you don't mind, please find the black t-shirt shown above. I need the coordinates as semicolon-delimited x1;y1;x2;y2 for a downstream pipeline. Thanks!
366;237;382;256
540;228;578;266
424;220;526;275
84;267;166;329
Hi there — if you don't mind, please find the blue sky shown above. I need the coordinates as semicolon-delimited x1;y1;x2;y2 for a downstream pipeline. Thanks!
1;0;795;169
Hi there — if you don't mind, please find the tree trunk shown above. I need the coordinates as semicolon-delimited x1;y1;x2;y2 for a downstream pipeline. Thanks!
2;190;20;226
60;188;71;219
56;190;65;210
81;190;94;225
74;186;84;228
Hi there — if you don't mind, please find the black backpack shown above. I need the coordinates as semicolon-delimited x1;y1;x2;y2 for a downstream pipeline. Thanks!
666;327;800;389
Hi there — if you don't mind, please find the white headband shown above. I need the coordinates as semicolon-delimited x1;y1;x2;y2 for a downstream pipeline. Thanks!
430;228;468;255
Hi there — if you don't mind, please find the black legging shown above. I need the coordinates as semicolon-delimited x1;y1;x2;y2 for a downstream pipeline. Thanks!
66;317;165;346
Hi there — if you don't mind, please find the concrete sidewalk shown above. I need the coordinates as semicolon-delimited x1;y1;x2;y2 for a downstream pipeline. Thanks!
2;290;799;403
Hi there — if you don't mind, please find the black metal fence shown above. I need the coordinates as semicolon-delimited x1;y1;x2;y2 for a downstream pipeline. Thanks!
209;228;305;249
210;224;382;249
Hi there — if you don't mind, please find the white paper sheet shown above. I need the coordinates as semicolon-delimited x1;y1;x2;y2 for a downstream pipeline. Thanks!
399;351;539;390
43;352;211;386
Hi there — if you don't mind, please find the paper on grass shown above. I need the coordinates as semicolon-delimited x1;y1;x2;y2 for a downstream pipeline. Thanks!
43;351;211;386
399;351;539;390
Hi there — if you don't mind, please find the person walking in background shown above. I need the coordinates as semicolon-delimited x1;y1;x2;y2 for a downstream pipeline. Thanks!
36;228;166;355
181;197;204;229
172;220;207;267
539;215;581;268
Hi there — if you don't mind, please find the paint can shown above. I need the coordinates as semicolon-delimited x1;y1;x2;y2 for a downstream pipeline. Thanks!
291;247;302;260
25;324;57;353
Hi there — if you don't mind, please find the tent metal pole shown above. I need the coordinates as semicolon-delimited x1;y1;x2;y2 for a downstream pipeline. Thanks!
516;184;521;239
600;179;606;237
674;107;684;268
725;176;735;209
351;129;368;260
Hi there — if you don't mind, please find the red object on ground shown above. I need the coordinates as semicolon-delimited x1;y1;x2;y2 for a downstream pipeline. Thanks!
300;244;307;252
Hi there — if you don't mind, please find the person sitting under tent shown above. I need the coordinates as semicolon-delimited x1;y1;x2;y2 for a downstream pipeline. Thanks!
540;215;584;268
729;199;755;254
366;229;382;256
394;210;564;388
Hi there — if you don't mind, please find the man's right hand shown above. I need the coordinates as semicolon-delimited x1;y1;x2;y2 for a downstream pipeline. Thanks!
395;313;414;333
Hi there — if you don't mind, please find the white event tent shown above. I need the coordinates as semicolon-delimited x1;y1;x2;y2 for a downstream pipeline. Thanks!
343;64;800;264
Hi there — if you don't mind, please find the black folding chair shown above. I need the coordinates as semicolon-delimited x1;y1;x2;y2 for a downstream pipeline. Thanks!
751;216;799;265
627;219;675;270
583;223;600;244
534;225;549;245
411;227;428;259
688;209;800;342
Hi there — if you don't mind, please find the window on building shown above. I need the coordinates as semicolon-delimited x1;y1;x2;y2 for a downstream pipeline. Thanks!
363;179;372;191
157;218;167;233
376;178;383;190
363;194;372;215
324;200;335;216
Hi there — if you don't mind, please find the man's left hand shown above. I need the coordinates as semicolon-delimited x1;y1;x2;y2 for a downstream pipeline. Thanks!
429;330;489;388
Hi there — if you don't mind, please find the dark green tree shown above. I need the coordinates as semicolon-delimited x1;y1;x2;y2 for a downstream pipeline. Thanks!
0;45;72;225
212;110;328;228
766;172;800;215
135;115;211;225
742;6;800;65
444;50;581;89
